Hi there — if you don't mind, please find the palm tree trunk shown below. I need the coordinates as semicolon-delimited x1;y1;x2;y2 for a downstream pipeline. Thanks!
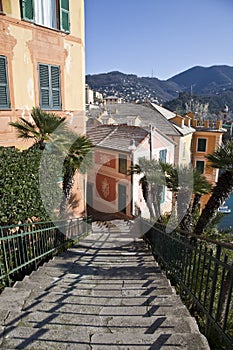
141;177;155;219
191;194;201;215
147;188;155;219
179;205;193;234
194;171;233;235
60;169;75;216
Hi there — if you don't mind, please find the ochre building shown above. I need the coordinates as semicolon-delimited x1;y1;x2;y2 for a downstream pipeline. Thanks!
0;0;85;148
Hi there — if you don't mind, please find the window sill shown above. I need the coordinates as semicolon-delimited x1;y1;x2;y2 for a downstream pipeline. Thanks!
21;19;70;35
0;105;11;109
41;108;62;111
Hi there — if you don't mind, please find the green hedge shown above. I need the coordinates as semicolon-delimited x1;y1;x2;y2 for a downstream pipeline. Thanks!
0;147;62;226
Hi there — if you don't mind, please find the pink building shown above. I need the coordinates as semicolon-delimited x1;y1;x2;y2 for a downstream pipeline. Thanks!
87;124;175;219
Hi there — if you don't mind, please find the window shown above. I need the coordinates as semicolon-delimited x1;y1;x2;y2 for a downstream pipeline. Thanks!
0;56;10;110
196;160;205;174
119;154;127;174
197;138;207;152
21;0;70;32
38;63;61;110
159;149;167;163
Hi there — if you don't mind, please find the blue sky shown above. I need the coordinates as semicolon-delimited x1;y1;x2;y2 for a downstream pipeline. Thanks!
85;0;233;80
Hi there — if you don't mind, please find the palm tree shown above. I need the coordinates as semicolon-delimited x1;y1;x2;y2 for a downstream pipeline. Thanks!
194;141;233;235
10;107;93;216
59;133;93;216
9;107;67;149
129;158;166;220
163;165;193;232
191;170;212;216
161;164;211;233
179;170;212;233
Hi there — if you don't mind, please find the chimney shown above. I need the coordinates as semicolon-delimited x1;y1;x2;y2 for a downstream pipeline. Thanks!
204;120;209;128
216;120;223;129
192;119;197;127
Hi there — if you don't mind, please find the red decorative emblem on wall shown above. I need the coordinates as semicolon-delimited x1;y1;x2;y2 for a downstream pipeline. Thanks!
96;174;116;201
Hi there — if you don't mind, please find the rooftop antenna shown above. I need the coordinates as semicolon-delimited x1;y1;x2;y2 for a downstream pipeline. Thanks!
151;69;154;78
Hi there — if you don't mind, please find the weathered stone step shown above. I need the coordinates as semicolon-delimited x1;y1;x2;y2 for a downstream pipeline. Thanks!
0;220;210;350
0;328;210;350
90;332;210;350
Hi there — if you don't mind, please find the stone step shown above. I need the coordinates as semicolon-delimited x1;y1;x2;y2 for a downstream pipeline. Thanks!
0;327;210;350
90;332;210;350
0;220;210;350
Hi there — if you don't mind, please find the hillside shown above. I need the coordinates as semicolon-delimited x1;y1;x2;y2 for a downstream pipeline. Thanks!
86;66;233;113
86;71;180;103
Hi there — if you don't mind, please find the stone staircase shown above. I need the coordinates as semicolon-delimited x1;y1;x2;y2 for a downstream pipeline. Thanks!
0;220;210;349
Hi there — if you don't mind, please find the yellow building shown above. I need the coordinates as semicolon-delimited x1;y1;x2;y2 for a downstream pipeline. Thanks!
187;113;225;208
0;0;86;218
0;0;85;148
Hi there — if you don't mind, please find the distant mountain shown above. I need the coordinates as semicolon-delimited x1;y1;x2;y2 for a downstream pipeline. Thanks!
86;66;233;113
168;65;233;95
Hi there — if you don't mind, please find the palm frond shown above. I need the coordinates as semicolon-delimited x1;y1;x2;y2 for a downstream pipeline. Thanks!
206;141;233;172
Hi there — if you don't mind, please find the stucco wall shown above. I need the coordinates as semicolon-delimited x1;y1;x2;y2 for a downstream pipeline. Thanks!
0;0;85;147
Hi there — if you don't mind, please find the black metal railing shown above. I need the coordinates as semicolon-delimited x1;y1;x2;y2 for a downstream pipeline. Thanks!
0;217;92;288
141;219;233;350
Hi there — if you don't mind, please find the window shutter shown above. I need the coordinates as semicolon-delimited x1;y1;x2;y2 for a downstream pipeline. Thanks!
159;149;167;163
39;64;50;109
51;65;61;109
60;0;70;33
21;0;34;21
0;56;10;109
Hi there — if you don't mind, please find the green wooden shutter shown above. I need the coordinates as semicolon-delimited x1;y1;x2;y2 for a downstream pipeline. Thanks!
0;56;10;109
21;0;34;21
39;64;50;109
51;65;61;109
60;0;70;33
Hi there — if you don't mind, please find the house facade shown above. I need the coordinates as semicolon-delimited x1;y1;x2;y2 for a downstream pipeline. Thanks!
188;114;225;208
150;103;195;167
87;102;195;169
0;0;85;148
0;0;86;218
87;124;175;219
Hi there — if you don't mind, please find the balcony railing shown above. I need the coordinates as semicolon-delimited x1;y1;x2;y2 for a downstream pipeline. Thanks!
0;217;92;288
141;219;233;350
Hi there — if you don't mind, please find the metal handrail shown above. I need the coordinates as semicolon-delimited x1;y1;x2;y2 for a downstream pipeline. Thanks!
140;219;233;350
0;217;92;288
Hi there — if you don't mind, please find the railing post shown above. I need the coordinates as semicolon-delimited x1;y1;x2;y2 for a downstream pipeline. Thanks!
205;245;221;338
0;228;10;286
